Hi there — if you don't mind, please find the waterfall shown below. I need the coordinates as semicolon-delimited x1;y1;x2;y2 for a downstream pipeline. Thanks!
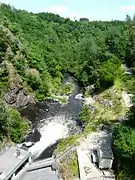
21;74;84;160
29;115;78;160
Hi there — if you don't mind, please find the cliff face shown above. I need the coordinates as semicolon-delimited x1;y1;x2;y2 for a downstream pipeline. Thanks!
4;83;35;108
0;25;35;108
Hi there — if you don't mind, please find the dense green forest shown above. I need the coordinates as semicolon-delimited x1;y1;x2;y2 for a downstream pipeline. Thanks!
1;3;135;178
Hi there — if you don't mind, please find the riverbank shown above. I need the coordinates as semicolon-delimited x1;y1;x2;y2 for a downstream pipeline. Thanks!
56;80;131;152
55;125;114;180
55;80;133;179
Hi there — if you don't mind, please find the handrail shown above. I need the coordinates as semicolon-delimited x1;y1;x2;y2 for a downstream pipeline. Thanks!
56;146;77;161
13;146;77;179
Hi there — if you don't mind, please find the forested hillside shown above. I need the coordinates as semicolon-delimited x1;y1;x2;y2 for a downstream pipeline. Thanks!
1;3;134;99
1;3;135;178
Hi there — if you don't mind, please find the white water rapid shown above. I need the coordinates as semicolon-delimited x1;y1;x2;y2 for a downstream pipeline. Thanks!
29;115;75;160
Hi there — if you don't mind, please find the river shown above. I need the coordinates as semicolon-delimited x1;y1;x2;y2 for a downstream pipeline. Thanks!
20;74;84;161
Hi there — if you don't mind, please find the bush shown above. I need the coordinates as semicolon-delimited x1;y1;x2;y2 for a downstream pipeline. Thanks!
8;108;29;143
26;73;41;91
79;105;91;125
0;103;29;143
56;135;79;154
0;103;8;135
60;83;73;95
113;124;135;159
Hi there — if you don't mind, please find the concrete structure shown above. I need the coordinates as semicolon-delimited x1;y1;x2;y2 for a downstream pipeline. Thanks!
77;130;115;180
86;130;114;170
90;131;114;170
26;157;55;171
97;148;114;170
12;157;60;180
77;148;104;180
0;146;31;180
16;167;60;180
0;145;61;180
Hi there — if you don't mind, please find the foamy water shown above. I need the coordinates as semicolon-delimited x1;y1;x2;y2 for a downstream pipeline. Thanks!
29;115;77;159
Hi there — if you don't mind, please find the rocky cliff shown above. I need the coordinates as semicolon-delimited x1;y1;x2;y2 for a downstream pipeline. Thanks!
0;25;35;108
5;84;35;108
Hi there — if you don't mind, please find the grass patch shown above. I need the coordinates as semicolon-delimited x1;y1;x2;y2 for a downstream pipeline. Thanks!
79;105;91;125
114;78;125;91
56;97;67;104
50;95;68;104
56;124;96;154
88;83;129;122
58;152;79;180
60;83;74;95
81;124;96;137
0;137;12;150
56;135;79;154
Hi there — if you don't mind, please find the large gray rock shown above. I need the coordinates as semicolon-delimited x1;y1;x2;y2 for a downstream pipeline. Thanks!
4;85;35;108
15;92;35;108
4;91;17;104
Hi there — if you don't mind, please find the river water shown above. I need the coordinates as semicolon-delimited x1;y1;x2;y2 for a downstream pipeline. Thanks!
20;75;84;160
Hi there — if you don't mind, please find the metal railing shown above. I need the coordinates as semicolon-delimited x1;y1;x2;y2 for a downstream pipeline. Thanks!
56;146;77;161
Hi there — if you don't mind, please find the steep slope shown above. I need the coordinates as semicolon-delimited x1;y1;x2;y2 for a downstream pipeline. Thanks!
0;25;35;107
0;3;130;103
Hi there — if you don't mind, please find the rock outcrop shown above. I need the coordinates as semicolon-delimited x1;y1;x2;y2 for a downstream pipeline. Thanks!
0;26;35;108
5;84;35;108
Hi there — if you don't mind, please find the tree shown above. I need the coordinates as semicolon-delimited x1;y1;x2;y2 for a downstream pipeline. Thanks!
133;14;135;22
105;26;127;60
79;105;91;125
8;108;29;143
125;14;132;23
126;26;135;67
113;124;135;159
0;27;10;62
99;55;123;89
79;18;89;22
0;103;8;135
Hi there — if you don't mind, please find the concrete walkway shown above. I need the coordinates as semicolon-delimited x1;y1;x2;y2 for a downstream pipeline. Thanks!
77;130;115;180
77;147;103;180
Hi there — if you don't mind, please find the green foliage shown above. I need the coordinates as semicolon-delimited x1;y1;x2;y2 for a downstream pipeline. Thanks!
0;67;9;96
79;105;91;125
0;103;8;135
113;124;135;159
13;54;26;75
99;55;123;89
117;170;129;180
8;108;29;143
79;18;89;22
60;83;73;95
58;153;79;180
0;3;130;96
68;153;79;177
56;135;79;153
113;120;135;178
0;102;29;143
26;73;41;91
0;26;12;62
